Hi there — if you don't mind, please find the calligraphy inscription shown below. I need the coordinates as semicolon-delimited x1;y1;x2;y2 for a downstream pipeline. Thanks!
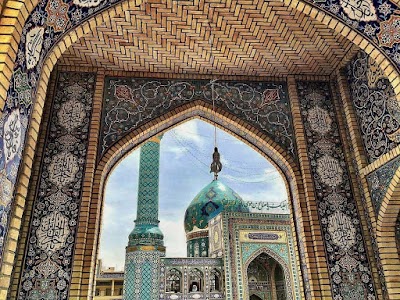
25;27;44;69
58;100;86;132
339;0;377;21
36;211;70;254
3;109;22;165
48;152;79;188
248;233;280;240
328;211;357;251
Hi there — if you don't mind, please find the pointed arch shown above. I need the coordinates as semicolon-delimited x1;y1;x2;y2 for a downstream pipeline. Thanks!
68;99;311;297
244;247;292;300
166;268;182;293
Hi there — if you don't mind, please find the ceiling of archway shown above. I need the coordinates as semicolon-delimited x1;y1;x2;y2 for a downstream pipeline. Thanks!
58;0;358;76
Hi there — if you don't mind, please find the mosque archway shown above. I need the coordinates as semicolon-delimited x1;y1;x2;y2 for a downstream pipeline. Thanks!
7;68;388;299
94;114;296;298
244;248;293;300
2;0;400;296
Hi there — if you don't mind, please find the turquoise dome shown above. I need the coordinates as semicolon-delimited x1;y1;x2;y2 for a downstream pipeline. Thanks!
184;180;249;233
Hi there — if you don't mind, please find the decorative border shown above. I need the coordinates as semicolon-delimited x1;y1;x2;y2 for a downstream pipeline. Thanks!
17;72;96;300
297;81;376;300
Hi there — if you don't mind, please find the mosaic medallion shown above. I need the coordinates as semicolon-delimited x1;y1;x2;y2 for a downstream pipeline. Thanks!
327;211;357;250
316;155;344;187
48;152;79;188
3;109;22;166
307;106;332;135
57;100;86;132
25;27;44;70
36;211;70;254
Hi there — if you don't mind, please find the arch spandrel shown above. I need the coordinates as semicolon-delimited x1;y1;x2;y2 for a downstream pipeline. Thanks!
99;77;296;161
98;101;298;196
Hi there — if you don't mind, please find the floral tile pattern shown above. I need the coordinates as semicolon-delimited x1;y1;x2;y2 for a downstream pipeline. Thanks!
297;81;377;300
347;50;400;162
101;77;295;158
17;72;95;300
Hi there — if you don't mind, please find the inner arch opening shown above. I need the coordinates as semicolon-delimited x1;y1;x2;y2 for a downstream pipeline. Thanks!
99;118;289;270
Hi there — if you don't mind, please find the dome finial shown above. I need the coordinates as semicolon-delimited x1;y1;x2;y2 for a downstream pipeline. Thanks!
210;147;222;180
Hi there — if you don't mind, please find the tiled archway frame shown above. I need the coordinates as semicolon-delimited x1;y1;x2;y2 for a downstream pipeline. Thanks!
2;0;400;296
82;100;311;299
243;247;294;300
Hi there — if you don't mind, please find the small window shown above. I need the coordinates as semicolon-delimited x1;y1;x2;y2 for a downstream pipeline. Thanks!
189;268;203;292
210;269;221;292
166;268;182;293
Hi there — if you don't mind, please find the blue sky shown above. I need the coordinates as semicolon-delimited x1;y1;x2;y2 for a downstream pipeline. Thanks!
99;119;288;270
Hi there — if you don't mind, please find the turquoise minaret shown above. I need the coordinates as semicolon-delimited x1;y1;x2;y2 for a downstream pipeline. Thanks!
124;135;165;300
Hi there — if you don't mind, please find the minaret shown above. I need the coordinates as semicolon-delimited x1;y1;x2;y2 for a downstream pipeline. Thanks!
124;135;165;300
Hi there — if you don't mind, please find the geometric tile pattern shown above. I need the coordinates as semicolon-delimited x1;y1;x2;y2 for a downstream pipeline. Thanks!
124;258;136;299
366;156;400;216
141;262;153;299
123;251;162;300
102;77;295;158
17;72;96;300
297;81;377;300
135;141;162;227
58;0;356;76
347;50;400;162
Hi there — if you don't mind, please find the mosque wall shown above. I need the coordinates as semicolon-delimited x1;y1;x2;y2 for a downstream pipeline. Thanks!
9;68;398;299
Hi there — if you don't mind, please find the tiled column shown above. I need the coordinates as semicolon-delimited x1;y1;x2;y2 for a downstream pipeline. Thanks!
123;136;165;300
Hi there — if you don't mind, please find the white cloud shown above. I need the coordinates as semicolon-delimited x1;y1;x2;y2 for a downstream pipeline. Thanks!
163;145;187;158
172;120;205;147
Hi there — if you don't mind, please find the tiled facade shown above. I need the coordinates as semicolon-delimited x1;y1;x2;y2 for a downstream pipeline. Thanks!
3;70;398;300
1;0;400;298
